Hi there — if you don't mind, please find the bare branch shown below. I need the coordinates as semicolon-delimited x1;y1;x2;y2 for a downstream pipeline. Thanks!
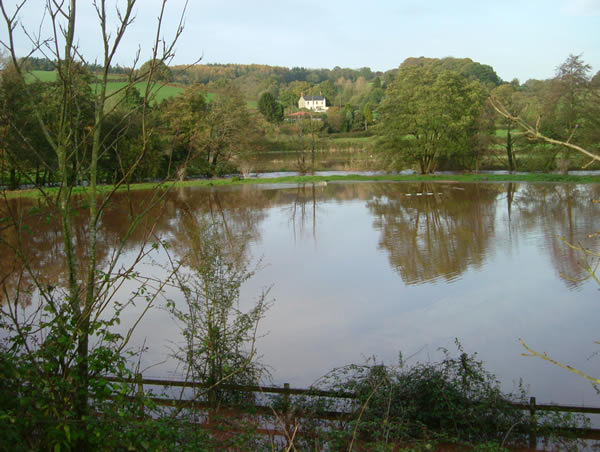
520;339;600;385
488;95;600;164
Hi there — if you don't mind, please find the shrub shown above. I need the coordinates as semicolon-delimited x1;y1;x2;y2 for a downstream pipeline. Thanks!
290;341;531;449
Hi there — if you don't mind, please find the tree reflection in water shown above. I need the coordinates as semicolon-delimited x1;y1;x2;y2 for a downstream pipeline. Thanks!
366;183;501;285
3;182;598;305
503;183;600;288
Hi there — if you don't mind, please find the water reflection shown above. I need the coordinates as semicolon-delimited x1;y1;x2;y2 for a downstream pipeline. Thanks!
366;183;502;285
2;182;600;407
2;182;599;303
504;184;600;287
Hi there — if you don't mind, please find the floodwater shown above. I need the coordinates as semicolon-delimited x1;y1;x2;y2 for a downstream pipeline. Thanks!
2;181;600;409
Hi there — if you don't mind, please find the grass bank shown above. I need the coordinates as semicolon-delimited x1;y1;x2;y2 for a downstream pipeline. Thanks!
5;172;600;199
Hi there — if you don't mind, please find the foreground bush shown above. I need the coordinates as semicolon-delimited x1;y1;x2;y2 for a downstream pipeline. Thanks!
287;342;586;450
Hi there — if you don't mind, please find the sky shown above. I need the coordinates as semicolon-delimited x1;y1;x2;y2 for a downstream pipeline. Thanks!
1;0;599;83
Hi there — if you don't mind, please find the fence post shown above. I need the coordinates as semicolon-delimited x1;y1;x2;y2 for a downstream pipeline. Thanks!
283;383;290;411
529;396;537;448
283;383;291;443
136;373;145;418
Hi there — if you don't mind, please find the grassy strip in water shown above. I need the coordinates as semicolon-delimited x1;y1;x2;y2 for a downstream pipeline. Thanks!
166;172;600;186
4;172;600;199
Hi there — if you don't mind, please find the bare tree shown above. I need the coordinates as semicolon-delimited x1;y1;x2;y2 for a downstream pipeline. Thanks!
0;1;190;448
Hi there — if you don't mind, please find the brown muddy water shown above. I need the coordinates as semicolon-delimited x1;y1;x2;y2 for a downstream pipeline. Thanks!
2;181;599;411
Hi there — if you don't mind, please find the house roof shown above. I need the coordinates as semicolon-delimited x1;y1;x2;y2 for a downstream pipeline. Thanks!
302;95;325;101
287;111;311;117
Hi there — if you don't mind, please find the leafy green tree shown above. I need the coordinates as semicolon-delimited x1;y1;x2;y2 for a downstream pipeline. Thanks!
378;65;486;173
162;82;259;177
491;84;526;171
1;61;98;187
315;79;337;105
161;86;209;178
257;91;283;123
0;65;51;188
362;102;373;131
342;103;354;132
462;61;502;86
553;54;592;139
489;81;600;168
278;80;312;110
535;55;592;171
368;86;385;106
101;88;164;182
592;71;600;88
325;106;344;133
138;58;172;82
491;55;599;173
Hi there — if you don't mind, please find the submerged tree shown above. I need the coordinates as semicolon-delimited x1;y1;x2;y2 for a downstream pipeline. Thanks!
491;83;526;172
377;64;486;174
490;54;599;173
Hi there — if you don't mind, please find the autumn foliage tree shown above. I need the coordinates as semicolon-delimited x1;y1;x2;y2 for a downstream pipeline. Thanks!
161;82;261;177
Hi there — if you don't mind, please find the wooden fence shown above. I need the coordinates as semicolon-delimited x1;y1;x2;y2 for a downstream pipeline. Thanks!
106;375;600;445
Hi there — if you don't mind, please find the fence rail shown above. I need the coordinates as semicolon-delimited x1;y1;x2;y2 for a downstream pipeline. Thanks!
106;374;600;442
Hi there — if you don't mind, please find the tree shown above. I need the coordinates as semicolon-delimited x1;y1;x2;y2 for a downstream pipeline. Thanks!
161;85;209;178
0;64;50;188
342;103;354;132
509;55;596;173
377;65;486;174
553;54;591;139
139;57;172;82
325;106;344;133
0;1;187;448
489;87;600;386
461;61;502;87
362;102;373;131
278;80;312;110
162;82;260;177
489;78;600;168
257;91;283;123
491;84;526;172
168;220;270;407
316;79;337;105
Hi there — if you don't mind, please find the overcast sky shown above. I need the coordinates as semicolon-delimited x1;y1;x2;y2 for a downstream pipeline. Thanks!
2;0;599;82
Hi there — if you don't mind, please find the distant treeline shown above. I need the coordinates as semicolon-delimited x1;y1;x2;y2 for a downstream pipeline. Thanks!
20;56;131;74
3;53;598;187
171;57;503;102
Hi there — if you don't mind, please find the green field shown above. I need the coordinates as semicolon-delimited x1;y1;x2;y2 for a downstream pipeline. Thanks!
26;70;184;103
330;136;375;144
100;80;183;103
25;71;261;106
27;70;58;82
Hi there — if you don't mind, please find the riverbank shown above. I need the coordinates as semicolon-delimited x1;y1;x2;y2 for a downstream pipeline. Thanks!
4;172;600;199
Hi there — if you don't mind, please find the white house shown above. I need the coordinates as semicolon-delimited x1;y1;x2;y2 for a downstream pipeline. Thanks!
298;93;328;112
